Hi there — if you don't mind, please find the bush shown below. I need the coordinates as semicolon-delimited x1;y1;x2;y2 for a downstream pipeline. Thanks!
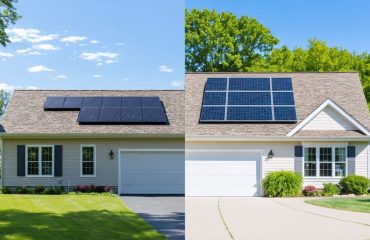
339;175;370;195
34;185;46;194
15;186;32;194
74;185;111;193
303;185;317;196
323;183;340;196
0;186;12;194
262;171;303;197
43;186;63;195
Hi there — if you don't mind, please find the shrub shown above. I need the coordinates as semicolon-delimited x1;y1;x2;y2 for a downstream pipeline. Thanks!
0;186;12;194
15;186;32;194
323;183;340;196
303;185;317;196
43;186;63;195
339;175;370;195
262;171;303;197
74;185;111;193
34;185;46;194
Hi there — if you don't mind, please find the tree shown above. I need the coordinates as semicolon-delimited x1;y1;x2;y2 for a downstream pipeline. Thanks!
0;0;20;47
0;90;10;117
185;9;279;72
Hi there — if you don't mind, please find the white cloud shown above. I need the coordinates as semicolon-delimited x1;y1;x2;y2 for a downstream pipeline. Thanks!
89;40;99;44
16;48;41;55
93;74;102;78
33;44;58;51
116;42;125;46
79;51;119;65
122;77;130;81
171;81;184;89
6;28;58;43
54;74;68;80
0;52;14;58
61;36;86;43
27;86;39;90
27;65;54;73
0;83;39;91
159;65;174;73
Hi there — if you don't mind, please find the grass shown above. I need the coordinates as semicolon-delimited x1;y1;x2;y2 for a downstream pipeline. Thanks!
0;194;165;240
306;197;370;213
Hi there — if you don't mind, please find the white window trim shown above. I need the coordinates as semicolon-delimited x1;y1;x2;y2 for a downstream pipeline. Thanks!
80;144;96;177
302;145;348;179
25;145;54;177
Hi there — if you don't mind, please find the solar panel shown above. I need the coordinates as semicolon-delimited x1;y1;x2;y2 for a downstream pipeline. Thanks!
121;108;142;122
229;78;270;91
142;108;168;123
63;97;83;110
200;77;297;122
141;97;162;108
102;97;122;108
98;108;121;122
44;97;65;110
122;97;141;108
82;97;102;108
78;108;100;123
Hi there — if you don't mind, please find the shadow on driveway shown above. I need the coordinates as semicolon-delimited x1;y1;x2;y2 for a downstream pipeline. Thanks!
121;196;184;240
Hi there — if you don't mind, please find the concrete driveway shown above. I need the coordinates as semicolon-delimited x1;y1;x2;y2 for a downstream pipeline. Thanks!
186;197;370;240
121;196;184;240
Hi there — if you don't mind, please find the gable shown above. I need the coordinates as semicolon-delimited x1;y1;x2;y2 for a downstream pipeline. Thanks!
301;105;356;131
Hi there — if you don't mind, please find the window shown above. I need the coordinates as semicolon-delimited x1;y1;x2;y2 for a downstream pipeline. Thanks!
304;146;347;178
81;145;95;176
26;146;54;176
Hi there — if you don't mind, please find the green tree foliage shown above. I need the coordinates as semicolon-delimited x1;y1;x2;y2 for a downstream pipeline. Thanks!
185;9;279;72
0;0;20;47
185;10;370;108
0;90;10;116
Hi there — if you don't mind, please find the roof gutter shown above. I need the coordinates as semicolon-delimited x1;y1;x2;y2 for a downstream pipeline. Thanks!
186;135;370;142
0;133;185;139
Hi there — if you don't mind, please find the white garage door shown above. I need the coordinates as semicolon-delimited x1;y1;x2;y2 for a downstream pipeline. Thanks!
186;150;261;196
120;151;184;194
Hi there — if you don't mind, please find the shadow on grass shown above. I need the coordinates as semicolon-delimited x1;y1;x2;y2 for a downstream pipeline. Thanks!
139;212;184;240
356;198;370;203
0;209;164;240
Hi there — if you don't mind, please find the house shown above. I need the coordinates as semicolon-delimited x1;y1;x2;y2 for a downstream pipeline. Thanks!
185;72;370;197
0;90;185;195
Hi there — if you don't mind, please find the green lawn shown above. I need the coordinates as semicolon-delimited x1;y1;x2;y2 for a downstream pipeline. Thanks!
306;197;370;213
0;194;164;240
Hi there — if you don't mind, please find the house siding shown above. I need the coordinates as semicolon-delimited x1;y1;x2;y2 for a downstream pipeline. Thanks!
3;138;184;189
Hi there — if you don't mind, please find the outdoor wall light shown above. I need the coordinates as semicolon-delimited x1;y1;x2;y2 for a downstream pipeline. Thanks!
267;150;274;159
109;150;115;160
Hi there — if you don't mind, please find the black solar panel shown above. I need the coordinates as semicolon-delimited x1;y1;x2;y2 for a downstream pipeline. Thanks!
98;108;121;122
63;97;83;110
122;97;141;108
200;77;297;122
82;97;102;108
142;108;167;123
44;97;65;110
121;108;142;122
78;108;100;123
141;97;162;108
102;97;121;108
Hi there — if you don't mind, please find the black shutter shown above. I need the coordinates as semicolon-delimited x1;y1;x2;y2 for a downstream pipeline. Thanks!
17;145;26;176
295;146;303;157
54;145;63;177
347;146;356;158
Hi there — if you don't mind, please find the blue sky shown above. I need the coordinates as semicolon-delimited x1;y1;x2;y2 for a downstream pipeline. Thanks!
187;0;370;53
0;0;184;90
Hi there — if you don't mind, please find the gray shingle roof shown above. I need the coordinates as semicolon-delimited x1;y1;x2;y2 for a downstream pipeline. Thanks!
185;72;370;137
1;90;184;135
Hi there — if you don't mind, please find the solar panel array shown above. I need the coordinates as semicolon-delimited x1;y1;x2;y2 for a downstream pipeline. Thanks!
44;96;168;124
200;77;297;122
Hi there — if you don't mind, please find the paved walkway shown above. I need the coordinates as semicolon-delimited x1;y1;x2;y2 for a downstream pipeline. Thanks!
186;197;370;240
121;196;184;240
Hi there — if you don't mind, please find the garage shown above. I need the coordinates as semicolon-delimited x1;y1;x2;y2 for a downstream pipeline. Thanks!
185;150;262;196
119;150;185;194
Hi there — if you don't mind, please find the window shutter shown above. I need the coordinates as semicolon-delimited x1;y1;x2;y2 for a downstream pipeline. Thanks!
347;146;356;158
54;145;63;177
295;146;303;157
17;145;26;176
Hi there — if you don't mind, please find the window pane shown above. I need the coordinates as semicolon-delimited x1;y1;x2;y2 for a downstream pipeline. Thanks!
41;147;53;175
320;148;332;162
320;163;332;177
304;163;316;177
304;147;316;161
82;147;94;162
27;147;39;175
335;163;346;177
83;162;94;175
42;162;52;175
335;148;346;162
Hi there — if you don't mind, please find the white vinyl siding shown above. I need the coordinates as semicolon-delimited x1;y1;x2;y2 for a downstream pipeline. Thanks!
301;106;356;131
351;142;369;177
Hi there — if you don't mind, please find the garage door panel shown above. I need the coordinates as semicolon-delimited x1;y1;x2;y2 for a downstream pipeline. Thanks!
121;151;184;194
186;151;261;197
